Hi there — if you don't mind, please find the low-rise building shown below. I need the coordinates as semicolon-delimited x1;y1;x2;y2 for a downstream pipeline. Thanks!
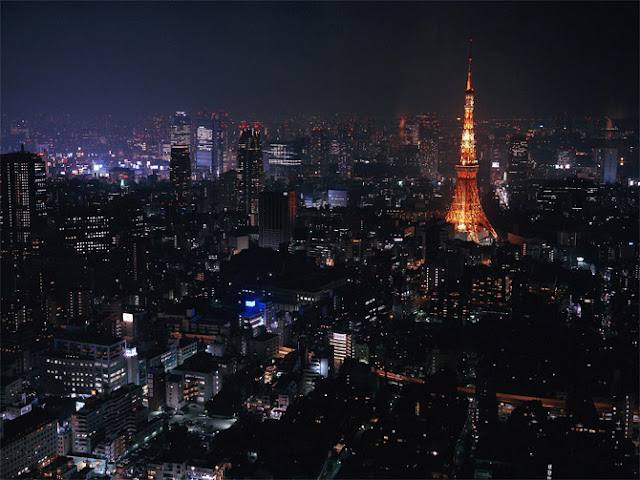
247;332;279;360
147;460;186;480
165;374;184;410
172;353;222;404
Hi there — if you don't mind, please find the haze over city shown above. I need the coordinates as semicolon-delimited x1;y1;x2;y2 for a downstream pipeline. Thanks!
2;1;638;119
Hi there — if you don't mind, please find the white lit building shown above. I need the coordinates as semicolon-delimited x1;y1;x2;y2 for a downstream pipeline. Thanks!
329;331;354;368
44;336;128;395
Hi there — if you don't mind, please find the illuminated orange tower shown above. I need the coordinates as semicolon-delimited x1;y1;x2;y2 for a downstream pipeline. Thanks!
446;40;497;243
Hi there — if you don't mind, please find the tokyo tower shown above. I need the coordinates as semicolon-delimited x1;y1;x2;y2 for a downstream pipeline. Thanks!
446;40;497;243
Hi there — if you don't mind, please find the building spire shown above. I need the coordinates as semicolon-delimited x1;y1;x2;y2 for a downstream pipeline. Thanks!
466;38;473;91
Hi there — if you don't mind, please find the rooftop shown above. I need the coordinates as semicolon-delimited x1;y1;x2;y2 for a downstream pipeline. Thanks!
0;408;56;446
175;352;219;374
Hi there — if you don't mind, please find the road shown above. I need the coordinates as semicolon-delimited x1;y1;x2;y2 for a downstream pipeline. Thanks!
370;368;639;417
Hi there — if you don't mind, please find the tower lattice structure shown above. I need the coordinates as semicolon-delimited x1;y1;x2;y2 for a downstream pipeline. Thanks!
445;41;497;243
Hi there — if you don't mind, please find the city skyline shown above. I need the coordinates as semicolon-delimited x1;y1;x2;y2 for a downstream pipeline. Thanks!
1;1;638;120
0;3;638;479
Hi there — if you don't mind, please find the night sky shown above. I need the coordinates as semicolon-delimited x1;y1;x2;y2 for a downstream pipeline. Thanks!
2;1;638;119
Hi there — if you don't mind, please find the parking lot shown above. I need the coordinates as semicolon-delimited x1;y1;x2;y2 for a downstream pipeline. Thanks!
167;403;238;436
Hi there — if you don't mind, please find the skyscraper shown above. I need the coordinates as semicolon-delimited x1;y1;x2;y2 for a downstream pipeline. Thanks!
506;134;530;206
170;145;191;204
58;207;111;255
1;145;47;250
310;127;328;177
259;191;297;250
268;139;308;180
213;111;230;175
421;139;439;178
506;134;529;185
170;111;193;202
170;111;192;148
236;129;264;220
195;114;214;175
268;141;301;166
598;147;618;184
445;42;497;243
337;122;355;179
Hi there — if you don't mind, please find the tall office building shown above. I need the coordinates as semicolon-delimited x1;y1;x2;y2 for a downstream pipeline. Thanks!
259;191;296;250
268;139;307;180
169;111;193;203
445;41;497;243
506;135;529;185
594;147;618;184
58;207;111;255
213;111;230;175
218;170;238;211
195;115;214;174
506;134;530;206
402;114;437;147
236;129;264;220
310;127;329;177
0;145;47;250
421;139;439;178
268;140;302;167
337;122;355;179
170;111;192;148
44;335;128;395
170;146;191;204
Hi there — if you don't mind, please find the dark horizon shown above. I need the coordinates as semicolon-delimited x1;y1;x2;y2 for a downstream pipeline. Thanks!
2;1;639;120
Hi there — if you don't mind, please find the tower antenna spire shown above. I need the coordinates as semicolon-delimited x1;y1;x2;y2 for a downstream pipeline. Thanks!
467;38;473;91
